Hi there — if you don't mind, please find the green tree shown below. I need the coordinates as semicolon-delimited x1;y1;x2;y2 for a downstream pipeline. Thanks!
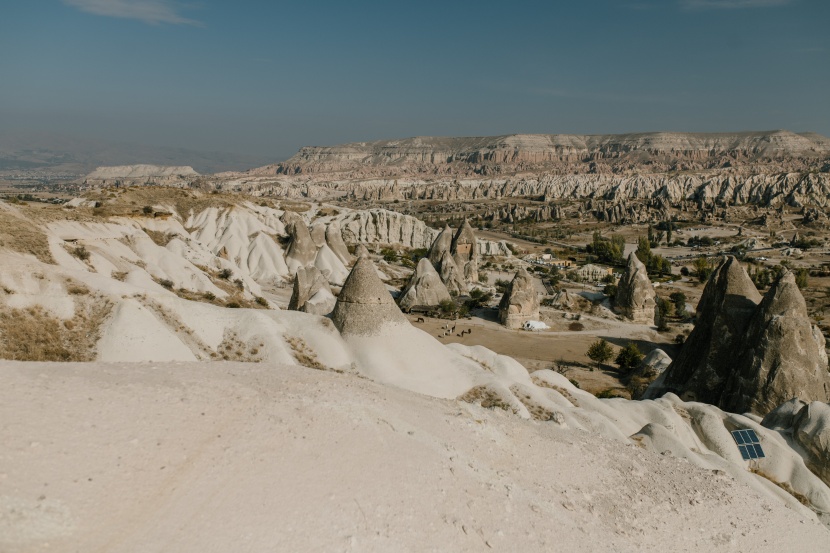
591;232;626;265
615;342;643;373
465;289;493;310
693;256;713;282
586;339;613;370
439;299;457;314
669;292;687;318
795;268;809;289
636;236;652;265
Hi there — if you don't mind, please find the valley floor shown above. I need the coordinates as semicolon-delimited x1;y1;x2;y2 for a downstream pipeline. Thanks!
1;361;827;552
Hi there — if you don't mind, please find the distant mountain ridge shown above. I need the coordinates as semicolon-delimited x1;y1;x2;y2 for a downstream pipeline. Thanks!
0;132;275;175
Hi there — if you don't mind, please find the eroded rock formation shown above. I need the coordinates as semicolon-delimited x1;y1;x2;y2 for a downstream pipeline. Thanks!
451;219;479;283
645;257;762;405
614;253;656;325
288;266;335;315
283;213;317;272
646;258;830;415
763;400;830;487
438;249;467;295
331;256;406;336
498;268;540;329
398;258;452;311
720;271;830;414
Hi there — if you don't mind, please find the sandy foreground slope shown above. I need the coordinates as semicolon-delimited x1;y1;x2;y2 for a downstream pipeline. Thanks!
1;361;828;553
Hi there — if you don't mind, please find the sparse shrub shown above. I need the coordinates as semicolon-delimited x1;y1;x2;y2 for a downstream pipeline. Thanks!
226;301;241;308
142;205;153;215
218;268;233;280
203;291;216;301
67;284;90;295
495;279;510;294
111;271;128;281
255;296;269;307
72;245;90;261
439;299;457;314
381;247;399;263
234;278;244;291
568;322;584;331
159;279;174;289
595;388;624;399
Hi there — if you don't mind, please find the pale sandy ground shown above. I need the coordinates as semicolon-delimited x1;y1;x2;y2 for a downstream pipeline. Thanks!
409;306;669;395
2;361;829;553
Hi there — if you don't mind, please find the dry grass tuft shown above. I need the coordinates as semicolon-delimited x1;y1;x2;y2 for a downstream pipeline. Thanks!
286;336;338;372
750;468;812;507
216;330;263;362
0;210;55;264
0;298;112;361
458;384;518;413
531;376;580;407
509;385;562;422
144;229;175;247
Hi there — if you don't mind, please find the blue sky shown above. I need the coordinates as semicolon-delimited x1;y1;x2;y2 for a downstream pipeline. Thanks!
1;0;828;160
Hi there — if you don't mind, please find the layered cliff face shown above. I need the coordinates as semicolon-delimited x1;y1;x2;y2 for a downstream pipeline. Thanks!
81;165;200;187
273;131;830;176
219;131;830;209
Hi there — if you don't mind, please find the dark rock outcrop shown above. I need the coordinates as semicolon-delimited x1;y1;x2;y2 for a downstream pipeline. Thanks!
720;271;830;414
644;256;761;404
646;258;830;415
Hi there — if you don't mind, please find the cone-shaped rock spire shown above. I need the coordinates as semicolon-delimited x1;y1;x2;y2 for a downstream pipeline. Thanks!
451;219;479;283
398;258;452;311
331;256;407;336
721;270;830;414
283;215;317;272
438;249;468;295
645;256;762;404
428;225;454;266
325;221;353;265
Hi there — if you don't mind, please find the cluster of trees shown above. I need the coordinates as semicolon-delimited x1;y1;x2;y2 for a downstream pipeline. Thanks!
586;339;643;373
635;237;672;276
587;232;626;265
749;264;808;290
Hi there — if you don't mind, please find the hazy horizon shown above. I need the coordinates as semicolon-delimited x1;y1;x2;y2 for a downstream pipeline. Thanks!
2;0;828;162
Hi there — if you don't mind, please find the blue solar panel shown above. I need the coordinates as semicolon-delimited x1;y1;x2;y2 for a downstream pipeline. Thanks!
731;429;765;461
